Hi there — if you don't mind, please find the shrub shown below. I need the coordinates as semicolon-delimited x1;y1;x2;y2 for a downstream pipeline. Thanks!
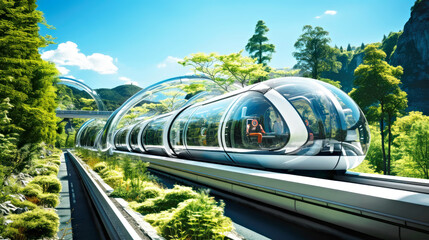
111;181;163;202
134;185;198;214
39;193;59;208
22;184;43;198
3;208;59;240
93;162;108;173
10;198;37;210
31;176;61;193
102;170;123;188
145;192;233;240
50;159;61;166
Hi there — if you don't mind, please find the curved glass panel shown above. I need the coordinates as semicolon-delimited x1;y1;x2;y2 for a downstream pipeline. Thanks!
129;123;144;152
225;92;289;150
58;77;106;111
170;107;196;155
274;80;342;156
98;76;236;151
317;81;370;155
79;119;106;147
143;116;169;147
185;97;236;148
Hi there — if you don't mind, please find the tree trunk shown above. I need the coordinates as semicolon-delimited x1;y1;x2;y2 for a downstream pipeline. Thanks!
380;104;387;175
387;116;392;175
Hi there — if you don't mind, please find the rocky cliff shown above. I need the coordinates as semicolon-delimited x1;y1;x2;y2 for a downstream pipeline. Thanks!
390;0;429;114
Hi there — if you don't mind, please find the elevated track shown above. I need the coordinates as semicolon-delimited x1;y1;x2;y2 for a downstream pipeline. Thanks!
112;150;429;240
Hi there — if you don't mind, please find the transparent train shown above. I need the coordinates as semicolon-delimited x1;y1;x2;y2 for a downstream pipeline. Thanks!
76;76;370;170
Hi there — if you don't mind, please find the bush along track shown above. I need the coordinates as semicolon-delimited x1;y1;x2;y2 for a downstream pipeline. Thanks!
0;145;62;240
74;148;234;240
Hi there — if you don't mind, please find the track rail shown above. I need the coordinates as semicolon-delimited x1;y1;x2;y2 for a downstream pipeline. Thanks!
336;171;429;194
112;150;429;240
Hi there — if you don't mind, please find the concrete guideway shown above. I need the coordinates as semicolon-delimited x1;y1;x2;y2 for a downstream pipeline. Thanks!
115;151;429;240
65;150;151;240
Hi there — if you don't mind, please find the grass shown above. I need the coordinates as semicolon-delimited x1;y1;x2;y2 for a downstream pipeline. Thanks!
75;148;234;240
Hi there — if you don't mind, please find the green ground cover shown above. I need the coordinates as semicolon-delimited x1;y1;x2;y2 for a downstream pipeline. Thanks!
75;148;233;240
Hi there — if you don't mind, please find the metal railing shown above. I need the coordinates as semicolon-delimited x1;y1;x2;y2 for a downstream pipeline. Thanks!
56;110;114;119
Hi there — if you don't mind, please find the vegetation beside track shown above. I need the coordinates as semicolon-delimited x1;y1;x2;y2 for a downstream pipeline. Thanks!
75;148;233;240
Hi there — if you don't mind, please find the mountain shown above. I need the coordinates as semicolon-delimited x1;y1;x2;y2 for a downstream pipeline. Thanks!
390;0;429;114
96;85;142;111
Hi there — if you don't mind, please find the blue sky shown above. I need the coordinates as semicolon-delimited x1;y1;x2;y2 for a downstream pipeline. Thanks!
38;0;415;89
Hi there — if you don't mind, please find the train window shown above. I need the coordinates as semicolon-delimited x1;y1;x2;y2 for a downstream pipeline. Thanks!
275;83;341;142
186;97;235;148
143;117;168;146
129;124;142;150
225;92;289;150
170;107;195;150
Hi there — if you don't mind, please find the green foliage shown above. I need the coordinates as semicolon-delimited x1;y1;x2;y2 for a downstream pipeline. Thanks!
4;208;59;240
39;193;59;208
111;180;162;202
145;192;233;240
22;183;43;198
381;31;402;63
392;112;429;179
219;50;268;86
350;159;378;174
318;78;341;88
9;198;37;210
0;0;59;147
133;185;198;214
350;44;407;175
102;169;123;188
363;125;384;173
93;161;108;173
293;25;341;79
31;175;61;194
179;51;268;89
245;20;275;66
0;98;23;185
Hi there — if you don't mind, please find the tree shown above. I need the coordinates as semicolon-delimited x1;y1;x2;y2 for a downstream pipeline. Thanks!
0;98;21;184
180;51;267;89
180;53;232;91
347;44;352;51
0;0;59;147
360;43;365;50
350;44;406;175
245;20;275;66
293;25;341;79
392;112;429;179
218;51;268;87
340;46;343;52
381;31;402;63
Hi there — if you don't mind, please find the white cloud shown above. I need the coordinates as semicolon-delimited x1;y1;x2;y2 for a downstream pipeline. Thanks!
63;75;84;82
41;41;118;75
57;66;70;75
324;10;337;15
315;10;337;19
157;56;182;69
119;76;139;86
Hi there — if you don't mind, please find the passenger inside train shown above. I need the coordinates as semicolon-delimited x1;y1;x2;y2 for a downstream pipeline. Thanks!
246;119;266;144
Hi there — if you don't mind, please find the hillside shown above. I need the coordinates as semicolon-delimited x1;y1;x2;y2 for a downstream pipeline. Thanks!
96;85;142;110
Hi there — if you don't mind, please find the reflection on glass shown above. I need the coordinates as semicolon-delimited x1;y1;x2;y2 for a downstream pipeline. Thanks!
170;107;196;152
186;97;235;148
80;120;105;147
143;117;168;147
275;81;342;156
225;92;289;150
117;80;231;129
